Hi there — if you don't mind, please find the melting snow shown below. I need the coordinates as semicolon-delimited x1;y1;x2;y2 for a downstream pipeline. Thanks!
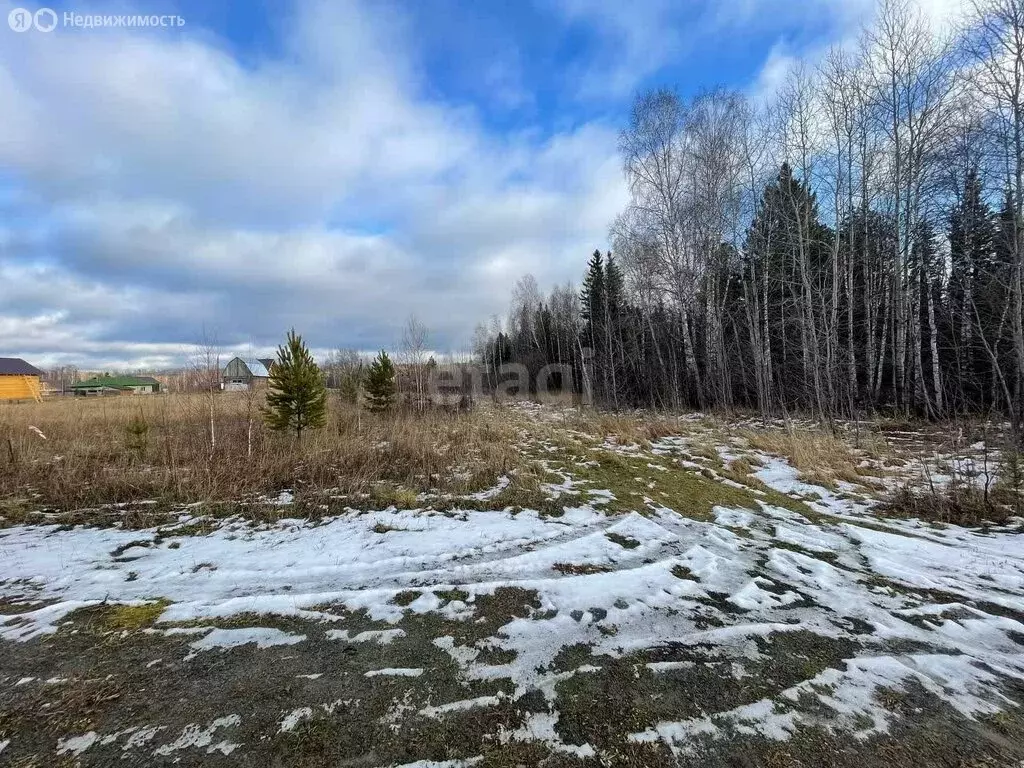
184;627;306;659
365;668;424;678
326;628;406;644
3;427;1024;756
152;715;241;756
56;731;98;756
279;707;313;732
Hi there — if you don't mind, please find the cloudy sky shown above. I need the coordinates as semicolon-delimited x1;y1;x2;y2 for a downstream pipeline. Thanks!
0;0;965;370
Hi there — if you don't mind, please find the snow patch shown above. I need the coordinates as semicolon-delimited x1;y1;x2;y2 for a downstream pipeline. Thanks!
153;715;241;756
325;628;406;644
365;668;424;678
56;731;98;756
185;627;305;659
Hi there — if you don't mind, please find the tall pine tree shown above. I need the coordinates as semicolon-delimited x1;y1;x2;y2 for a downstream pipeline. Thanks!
580;250;605;344
261;329;328;440
579;250;606;401
363;350;397;414
603;253;625;407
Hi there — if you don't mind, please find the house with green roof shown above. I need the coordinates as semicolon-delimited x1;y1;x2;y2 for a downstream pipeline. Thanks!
70;374;161;396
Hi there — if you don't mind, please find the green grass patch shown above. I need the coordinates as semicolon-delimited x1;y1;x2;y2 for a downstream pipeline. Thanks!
68;599;170;632
270;705;379;767
0;496;36;527
671;564;699;581
770;539;841;566
566;450;815;520
370;483;420;509
548;642;595;672
392;590;421;607
606;532;640;549
554;658;658;748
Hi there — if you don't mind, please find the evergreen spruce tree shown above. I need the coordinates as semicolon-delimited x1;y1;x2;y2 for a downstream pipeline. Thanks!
994;190;1018;271
948;171;995;387
604;253;624;315
261;329;327;440
580;249;606;337
602;252;625;406
579;249;607;400
604;252;625;349
949;170;994;292
363;350;397;413
742;163;835;408
992;190;1019;303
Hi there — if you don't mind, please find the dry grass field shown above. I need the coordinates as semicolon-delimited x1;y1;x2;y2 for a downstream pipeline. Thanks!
0;393;519;521
0;393;1020;527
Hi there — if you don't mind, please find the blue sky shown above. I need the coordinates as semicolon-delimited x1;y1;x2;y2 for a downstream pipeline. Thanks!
0;0;958;369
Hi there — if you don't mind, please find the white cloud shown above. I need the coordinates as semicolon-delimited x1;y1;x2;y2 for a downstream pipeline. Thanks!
2;0;968;371
0;0;626;368
0;7;478;223
749;42;802;105
746;0;973;106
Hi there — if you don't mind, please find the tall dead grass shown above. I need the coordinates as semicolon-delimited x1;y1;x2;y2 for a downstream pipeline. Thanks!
740;427;870;486
877;483;1020;526
0;393;518;511
568;411;684;447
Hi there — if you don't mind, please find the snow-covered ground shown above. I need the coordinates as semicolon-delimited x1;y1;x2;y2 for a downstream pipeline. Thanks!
2;406;1023;765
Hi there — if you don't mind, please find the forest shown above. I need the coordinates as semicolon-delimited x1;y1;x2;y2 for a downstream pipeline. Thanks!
475;0;1024;437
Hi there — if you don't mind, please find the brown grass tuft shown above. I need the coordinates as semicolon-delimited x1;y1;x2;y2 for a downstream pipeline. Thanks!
741;427;866;487
727;458;752;476
562;410;682;448
876;484;1018;527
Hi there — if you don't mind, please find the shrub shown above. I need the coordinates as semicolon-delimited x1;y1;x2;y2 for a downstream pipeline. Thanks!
261;329;327;440
877;483;1015;526
363;350;397;414
125;411;149;459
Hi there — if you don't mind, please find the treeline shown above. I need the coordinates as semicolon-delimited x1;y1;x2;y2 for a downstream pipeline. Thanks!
475;0;1024;436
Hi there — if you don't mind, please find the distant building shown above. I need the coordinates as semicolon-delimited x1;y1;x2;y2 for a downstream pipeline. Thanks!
0;358;44;401
70;375;161;396
222;358;275;391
